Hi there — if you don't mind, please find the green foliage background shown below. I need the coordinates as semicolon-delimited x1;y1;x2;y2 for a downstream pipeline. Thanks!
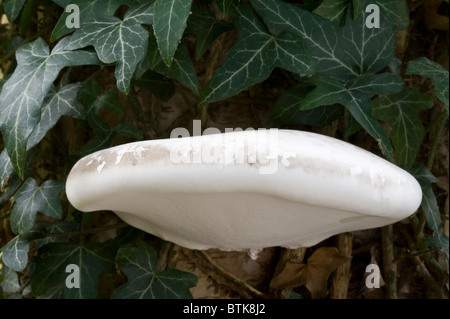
0;0;448;299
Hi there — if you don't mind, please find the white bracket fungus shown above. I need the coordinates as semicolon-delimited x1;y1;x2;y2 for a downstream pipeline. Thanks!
66;130;422;251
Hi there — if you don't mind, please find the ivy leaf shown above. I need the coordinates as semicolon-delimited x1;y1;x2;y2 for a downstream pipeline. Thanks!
148;30;200;96
2;0;27;22
153;0;192;67
215;0;234;16
28;83;86;148
0;236;29;272
377;0;409;30
186;7;233;61
352;0;368;20
251;0;397;82
64;1;155;94
51;0;140;41
299;74;404;160
31;241;118;298
406;57;449;114
313;0;408;29
313;0;350;25
78;79;123;115
133;70;175;101
112;241;197;299
0;83;84;185
372;88;433;169
1;265;21;294
411;165;442;237
52;0;70;7
75;81;142;157
0;37;100;178
10;178;65;235
198;4;314;107
272;84;343;126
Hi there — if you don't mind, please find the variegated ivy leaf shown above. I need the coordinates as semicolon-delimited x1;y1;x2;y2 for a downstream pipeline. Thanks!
299;74;405;160
406;57;449;114
198;4;314;107
153;0;192;67
2;0;27;22
250;0;397;81
0;236;29;272
372;88;433;169
112;241;197;299
64;1;155;94
0;83;84;187
10;178;65;235
28;83;86;148
31;241;118;298
0;37;100;178
51;0;141;41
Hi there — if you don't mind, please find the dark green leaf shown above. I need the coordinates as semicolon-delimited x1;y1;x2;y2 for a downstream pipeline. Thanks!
113;241;197;298
411;164;442;237
31;241;118;298
52;0;70;7
153;0;192;66
51;0;140;41
64;1;155;94
215;0;234;16
426;232;449;262
313;0;409;29
186;7;233;60
0;236;29;272
377;0;409;30
2;0;27;22
75;82;142;157
20;0;36;35
78;79;123;115
133;70;175;101
148;30;200;96
272;84;343;126
10;178;65;235
198;4;314;107
406;57;449;114
251;0;397;81
28;83;86;148
352;0;368;20
313;0;349;25
372;88;433;169
0;37;100;178
299;73;404;160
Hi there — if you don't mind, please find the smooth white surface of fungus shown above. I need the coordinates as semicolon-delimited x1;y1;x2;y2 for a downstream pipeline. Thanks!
66;130;422;251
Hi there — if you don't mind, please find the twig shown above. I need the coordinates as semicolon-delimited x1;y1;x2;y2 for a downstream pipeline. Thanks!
381;225;398;299
330;232;353;299
182;248;267;299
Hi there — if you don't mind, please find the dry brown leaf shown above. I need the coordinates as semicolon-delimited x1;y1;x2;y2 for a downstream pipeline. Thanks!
270;247;350;298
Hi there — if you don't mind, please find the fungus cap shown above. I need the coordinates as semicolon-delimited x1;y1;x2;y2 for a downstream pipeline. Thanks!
66;130;422;251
